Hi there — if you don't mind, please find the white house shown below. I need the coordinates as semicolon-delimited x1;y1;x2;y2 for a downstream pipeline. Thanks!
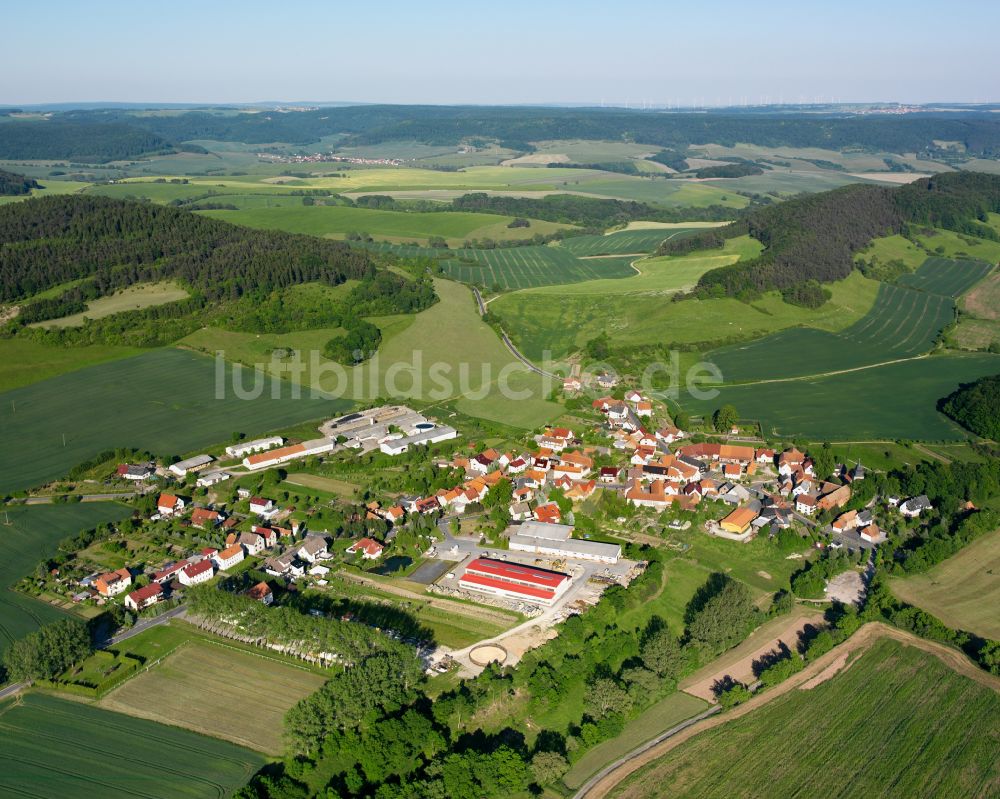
900;495;932;518
238;531;266;556
297;536;331;563
249;497;276;517
124;583;163;611
346;537;384;560
213;543;245;571
157;493;185;516
178;559;214;586
225;436;284;459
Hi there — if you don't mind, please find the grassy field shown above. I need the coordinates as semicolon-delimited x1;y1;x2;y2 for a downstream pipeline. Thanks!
891;529;1000;640
707;282;955;383
610;637;1000;799
855;233;928;270
897;257;994;298
962;271;1000;320
199;204;572;245
0;693;264;798
562;692;708;789
951;317;1000;351
0;338;144;392
285;472;362;499
676;352;1000;441
0;503;132;656
915;227;1000;263
30;282;190;328
99;639;327;753
494;269;879;361
0;348;346;493
558;228;698;256
186;278;562;430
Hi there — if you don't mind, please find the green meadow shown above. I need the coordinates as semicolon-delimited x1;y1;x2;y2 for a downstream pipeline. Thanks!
0;339;144;392
0;503;132;655
0;348;346;493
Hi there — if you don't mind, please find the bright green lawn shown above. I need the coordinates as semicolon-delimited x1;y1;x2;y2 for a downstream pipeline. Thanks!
0;338;144;392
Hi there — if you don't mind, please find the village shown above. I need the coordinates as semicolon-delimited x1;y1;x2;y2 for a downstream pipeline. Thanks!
21;388;935;675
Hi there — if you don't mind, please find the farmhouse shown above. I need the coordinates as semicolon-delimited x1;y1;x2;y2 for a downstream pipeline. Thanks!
796;494;818;515
117;463;154;481
460;557;571;605
860;523;886;544
347;537;384;559
249;496;276;517
169;454;214;477
178;559;214;586
244;438;334;470
248;581;274;605
157;493;184;516
817;484;852;511
225;436;284;459
124;582;163;611
152;561;186;584
213;543;245;571
190;508;223;528
507;520;621;563
94;567;132;598
238;531;266;556
900;495;932;518
379;425;458;455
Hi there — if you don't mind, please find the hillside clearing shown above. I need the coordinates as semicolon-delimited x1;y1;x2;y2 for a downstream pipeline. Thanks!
29;282;190;328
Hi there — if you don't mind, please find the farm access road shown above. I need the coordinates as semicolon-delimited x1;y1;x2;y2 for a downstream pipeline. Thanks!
572;622;1000;799
472;286;559;379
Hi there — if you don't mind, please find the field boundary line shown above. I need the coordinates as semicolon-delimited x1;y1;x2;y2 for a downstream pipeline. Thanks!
572;622;999;799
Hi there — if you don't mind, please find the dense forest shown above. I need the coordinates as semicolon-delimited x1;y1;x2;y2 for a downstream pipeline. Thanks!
6;106;1000;160
679;172;1000;303
0;168;40;195
939;373;1000;439
0;196;436;343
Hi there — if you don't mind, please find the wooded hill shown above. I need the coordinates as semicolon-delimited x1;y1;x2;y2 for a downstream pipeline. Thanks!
673;172;1000;303
6;106;1000;160
0;169;40;196
0;196;435;342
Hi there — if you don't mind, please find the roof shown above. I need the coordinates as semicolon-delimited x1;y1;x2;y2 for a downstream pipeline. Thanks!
157;493;179;508
153;561;185;581
183;559;214;578
465;557;568;589
171;454;213;471
246;443;306;465
127;583;162;603
722;506;757;529
248;581;272;600
796;494;817;506
191;508;221;524
98;567;131;585
219;543;243;560
350;537;383;556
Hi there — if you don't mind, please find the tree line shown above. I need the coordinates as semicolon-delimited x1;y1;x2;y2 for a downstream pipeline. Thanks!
0;168;40;196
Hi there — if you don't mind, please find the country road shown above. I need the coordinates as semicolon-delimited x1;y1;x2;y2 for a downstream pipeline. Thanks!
472;285;559;379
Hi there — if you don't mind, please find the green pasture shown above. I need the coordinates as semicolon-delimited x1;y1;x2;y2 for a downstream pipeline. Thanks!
609;638;1000;799
0;693;264;798
676;352;1000;441
0;503;132;656
0;339;143;392
856;233;928;270
0;348;345;493
914;227;1000;263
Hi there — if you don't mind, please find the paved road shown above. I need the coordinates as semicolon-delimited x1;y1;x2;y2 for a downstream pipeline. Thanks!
572;705;722;799
0;681;26;701
471;286;559;380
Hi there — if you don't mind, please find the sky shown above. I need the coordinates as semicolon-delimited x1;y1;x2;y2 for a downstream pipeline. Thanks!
3;0;999;106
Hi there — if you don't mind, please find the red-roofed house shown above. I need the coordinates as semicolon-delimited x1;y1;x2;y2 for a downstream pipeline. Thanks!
248;581;274;605
534;502;562;525
190;508;223;528
152;561;186;584
125;582;163;611
157;493;184;516
214;543;245;571
178;559;214;586
95;567;132;597
347;538;384;560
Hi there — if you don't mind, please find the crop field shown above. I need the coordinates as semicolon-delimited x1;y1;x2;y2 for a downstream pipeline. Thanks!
30;282;190;328
609;638;1000;799
897;256;994;297
707;283;955;383
558;228;697;256
198;204;571;244
891;529;1000;640
676;353;1000;441
0;348;346;493
0;338;143;392
573;178;749;208
0;503;132;655
963;270;1000;320
440;246;636;290
493;269;878;361
99;640;327;753
0;693;264;798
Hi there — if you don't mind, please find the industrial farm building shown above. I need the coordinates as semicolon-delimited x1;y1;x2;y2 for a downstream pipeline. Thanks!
243;438;334;470
459;558;571;605
379;425;458;455
506;521;621;563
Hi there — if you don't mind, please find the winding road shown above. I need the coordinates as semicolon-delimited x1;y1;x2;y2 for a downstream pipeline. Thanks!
472;286;559;379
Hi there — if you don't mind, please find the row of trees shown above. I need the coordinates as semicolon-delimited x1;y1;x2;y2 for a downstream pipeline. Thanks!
1;618;91;682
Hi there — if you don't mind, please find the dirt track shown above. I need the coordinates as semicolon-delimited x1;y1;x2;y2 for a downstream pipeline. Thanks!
576;622;1000;799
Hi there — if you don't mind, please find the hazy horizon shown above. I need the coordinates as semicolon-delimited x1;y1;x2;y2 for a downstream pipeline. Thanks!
5;0;999;107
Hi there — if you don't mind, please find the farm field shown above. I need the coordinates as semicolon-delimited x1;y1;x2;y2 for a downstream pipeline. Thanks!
962;270;1000;320
441;246;636;291
562;692;708;790
891;529;1000;640
285;472;362;499
0;338;143;392
30;281;190;328
557;227;699;256
676;353;1000;441
707;282;955;383
198;203;573;244
0;347;347;493
951;317;1000;350
896;256;993;297
187;279;561;430
494;270;879;361
0;693;264;798
607;638;1000;799
99;639;327;753
0;503;132;655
